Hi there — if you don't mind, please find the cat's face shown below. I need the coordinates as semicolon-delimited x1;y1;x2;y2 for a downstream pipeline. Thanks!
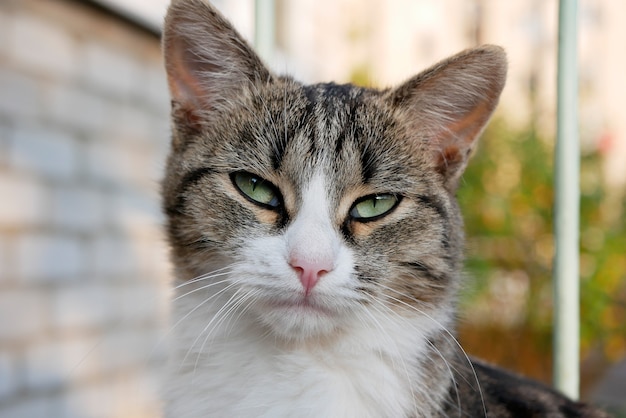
164;80;463;340
162;0;506;342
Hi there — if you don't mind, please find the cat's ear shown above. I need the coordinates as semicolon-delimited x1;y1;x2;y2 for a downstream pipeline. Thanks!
386;46;507;190
163;0;272;133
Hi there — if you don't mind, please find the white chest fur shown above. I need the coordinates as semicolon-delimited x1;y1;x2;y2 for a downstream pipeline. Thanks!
163;291;444;418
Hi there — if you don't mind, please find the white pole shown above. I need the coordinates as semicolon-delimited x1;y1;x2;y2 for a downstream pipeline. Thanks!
254;0;276;66
553;0;580;400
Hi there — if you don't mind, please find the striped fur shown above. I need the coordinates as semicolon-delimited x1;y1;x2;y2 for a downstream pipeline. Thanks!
160;1;607;417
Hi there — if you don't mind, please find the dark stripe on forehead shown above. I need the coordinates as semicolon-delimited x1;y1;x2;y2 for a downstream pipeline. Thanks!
313;84;375;182
334;126;346;156
360;142;376;183
301;85;320;161
271;130;288;170
335;98;362;157
320;82;353;99
302;84;317;115
317;82;359;120
302;83;371;168
271;86;317;170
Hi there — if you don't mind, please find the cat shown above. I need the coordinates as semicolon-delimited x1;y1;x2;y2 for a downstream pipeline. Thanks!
160;0;609;416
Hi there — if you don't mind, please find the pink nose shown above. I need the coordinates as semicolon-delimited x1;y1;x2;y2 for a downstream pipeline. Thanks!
289;258;333;295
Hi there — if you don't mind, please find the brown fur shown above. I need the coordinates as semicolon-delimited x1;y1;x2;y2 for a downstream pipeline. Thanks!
161;1;608;416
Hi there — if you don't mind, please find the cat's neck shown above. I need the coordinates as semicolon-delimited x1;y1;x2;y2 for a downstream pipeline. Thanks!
166;284;456;418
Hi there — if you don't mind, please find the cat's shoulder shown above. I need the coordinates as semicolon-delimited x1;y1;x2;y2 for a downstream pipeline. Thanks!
450;358;610;417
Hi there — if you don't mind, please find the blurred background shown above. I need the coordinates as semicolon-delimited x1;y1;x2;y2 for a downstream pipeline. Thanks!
0;0;624;417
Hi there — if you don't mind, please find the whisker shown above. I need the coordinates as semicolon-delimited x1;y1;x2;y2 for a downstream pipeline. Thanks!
180;286;246;374
172;276;232;302
371;282;487;418
158;279;242;369
223;288;261;338
358;301;420;417
366;294;467;416
172;266;234;291
193;288;260;374
426;338;463;417
192;289;249;375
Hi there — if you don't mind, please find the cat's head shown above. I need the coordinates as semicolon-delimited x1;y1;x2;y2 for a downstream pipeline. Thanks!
162;0;506;342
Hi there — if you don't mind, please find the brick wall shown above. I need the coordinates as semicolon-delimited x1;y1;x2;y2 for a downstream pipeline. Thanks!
0;1;171;417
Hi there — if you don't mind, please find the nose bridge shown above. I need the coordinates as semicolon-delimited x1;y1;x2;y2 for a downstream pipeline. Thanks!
286;174;337;265
288;213;334;263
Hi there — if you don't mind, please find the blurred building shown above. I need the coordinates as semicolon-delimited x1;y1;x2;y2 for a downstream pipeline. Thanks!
0;0;170;416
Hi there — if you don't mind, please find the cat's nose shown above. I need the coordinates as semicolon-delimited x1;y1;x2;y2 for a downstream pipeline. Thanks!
289;258;333;295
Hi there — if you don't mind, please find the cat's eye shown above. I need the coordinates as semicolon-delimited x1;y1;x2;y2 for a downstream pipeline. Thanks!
349;194;400;222
231;172;281;209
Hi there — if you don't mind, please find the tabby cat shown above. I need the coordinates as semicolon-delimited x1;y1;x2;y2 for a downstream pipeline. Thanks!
161;0;608;416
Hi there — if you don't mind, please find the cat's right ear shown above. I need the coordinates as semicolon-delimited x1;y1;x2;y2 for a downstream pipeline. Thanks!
163;0;272;134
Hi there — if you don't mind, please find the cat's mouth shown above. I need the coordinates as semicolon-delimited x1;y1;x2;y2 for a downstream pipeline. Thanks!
264;297;334;316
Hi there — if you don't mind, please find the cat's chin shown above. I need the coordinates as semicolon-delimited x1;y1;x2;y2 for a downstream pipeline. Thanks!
254;297;344;341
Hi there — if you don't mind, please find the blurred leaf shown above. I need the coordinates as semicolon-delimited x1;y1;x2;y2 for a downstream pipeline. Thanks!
457;118;626;384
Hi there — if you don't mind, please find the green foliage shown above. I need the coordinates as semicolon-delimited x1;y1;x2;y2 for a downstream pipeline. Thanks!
457;119;626;362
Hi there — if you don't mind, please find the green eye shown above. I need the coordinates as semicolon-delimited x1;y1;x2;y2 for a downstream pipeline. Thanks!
350;194;400;221
231;172;281;209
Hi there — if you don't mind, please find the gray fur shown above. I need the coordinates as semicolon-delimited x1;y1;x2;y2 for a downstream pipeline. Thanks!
161;1;608;417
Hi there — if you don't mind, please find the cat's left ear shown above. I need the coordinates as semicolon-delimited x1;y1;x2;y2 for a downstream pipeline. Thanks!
386;46;507;190
163;0;272;134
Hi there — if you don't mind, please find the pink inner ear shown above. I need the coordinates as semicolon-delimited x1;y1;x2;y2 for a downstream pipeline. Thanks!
167;59;205;131
445;101;492;147
436;145;463;176
433;100;491;176
166;38;205;110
